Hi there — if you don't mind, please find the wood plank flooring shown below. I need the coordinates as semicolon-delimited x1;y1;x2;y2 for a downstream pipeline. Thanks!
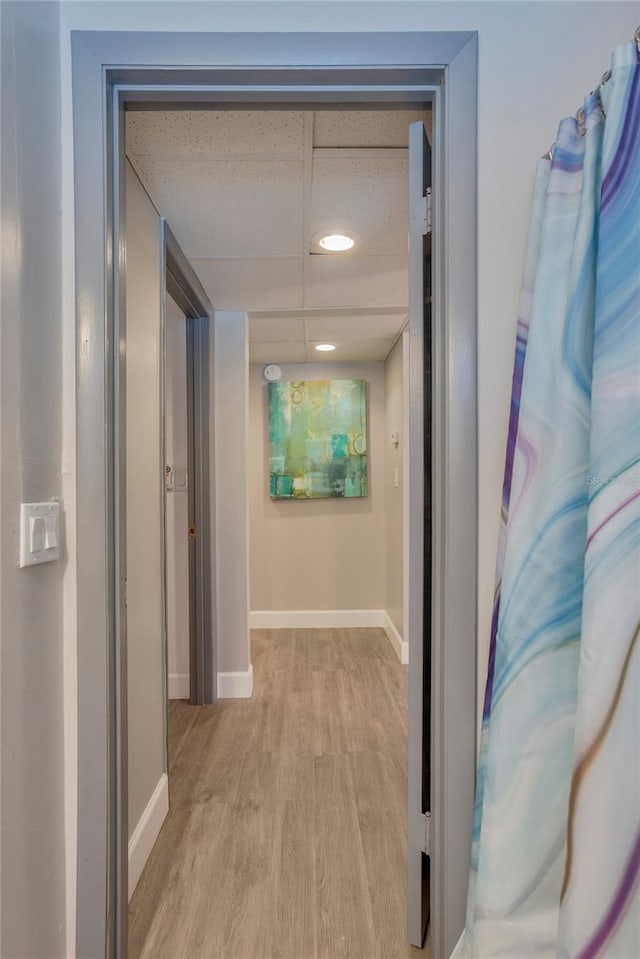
129;628;428;959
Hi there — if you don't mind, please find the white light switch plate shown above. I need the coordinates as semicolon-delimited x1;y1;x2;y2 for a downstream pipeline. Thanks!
19;502;60;567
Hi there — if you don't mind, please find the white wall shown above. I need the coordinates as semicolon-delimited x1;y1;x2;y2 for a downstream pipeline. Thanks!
164;295;190;699
1;3;67;956
384;335;406;636
125;163;168;878
249;362;386;614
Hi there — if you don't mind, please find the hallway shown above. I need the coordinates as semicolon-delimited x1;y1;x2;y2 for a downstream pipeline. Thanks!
128;628;426;959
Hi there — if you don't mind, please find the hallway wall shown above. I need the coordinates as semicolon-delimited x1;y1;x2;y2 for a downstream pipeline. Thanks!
165;295;190;699
214;312;252;683
0;3;67;957
249;362;386;614
125;163;168;880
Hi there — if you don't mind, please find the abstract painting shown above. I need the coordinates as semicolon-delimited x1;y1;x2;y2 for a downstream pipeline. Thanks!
268;379;368;499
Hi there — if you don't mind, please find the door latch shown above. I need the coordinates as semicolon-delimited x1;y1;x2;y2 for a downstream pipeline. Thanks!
410;811;432;856
410;188;432;237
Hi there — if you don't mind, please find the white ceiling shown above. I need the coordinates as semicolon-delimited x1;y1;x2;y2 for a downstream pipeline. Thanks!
249;307;408;364
126;108;430;362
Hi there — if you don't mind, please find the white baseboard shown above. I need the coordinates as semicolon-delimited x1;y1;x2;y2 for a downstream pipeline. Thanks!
250;609;386;629
128;773;169;900
383;612;409;665
168;672;190;700
249;609;407;664
217;663;254;699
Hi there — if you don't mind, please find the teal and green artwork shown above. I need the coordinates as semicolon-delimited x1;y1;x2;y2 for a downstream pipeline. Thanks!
268;379;368;499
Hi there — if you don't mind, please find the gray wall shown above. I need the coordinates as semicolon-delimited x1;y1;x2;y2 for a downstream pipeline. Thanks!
0;2;67;956
125;163;167;839
249;361;386;612
214;312;251;674
384;335;406;636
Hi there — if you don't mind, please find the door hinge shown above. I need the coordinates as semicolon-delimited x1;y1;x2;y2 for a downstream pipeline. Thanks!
410;189;432;237
123;577;128;608
410;811;432;856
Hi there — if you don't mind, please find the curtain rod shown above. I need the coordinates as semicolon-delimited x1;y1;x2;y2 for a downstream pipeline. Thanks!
542;25;640;160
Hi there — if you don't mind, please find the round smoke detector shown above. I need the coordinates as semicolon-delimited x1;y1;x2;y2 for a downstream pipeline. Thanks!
263;364;282;382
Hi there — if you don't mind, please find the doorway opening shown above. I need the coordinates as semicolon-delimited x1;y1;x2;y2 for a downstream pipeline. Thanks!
124;104;430;958
71;31;478;959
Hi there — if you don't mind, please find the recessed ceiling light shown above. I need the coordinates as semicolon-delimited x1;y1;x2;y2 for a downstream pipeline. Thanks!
315;343;336;352
318;234;355;252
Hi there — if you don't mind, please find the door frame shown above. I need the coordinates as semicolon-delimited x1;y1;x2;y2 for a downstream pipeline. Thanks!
71;30;478;959
162;221;216;707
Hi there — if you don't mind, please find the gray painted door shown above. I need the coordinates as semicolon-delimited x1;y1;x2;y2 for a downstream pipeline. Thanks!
407;120;432;949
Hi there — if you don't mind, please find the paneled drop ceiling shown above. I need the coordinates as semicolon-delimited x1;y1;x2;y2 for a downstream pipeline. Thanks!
126;108;431;362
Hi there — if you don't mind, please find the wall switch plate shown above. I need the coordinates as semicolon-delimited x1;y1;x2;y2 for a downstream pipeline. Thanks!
19;502;60;567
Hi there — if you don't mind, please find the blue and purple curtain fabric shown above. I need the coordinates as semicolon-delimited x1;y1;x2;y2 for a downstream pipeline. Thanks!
459;40;639;959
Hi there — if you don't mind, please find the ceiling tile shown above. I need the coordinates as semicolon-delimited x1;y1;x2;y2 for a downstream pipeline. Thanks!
190;258;304;311
306;312;406;343
126;110;305;158
250;315;305;343
313;109;430;148
306;337;397;363
250;341;307;364
127;108;417;317
307;255;408;308
132;157;303;258
310;155;408;256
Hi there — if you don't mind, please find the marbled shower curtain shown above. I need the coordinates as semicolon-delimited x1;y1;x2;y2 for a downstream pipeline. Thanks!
457;40;639;959
557;41;640;959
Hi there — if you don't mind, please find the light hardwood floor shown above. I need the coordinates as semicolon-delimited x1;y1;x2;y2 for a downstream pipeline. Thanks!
129;628;428;959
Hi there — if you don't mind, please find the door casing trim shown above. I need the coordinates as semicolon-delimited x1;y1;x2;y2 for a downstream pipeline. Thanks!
71;29;478;959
